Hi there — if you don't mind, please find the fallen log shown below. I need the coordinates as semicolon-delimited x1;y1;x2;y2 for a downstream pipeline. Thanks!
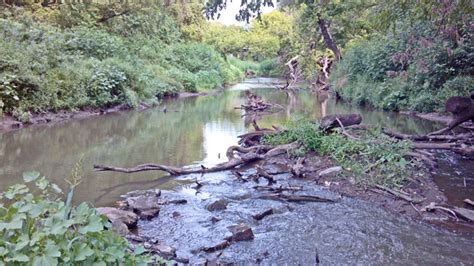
252;208;274;220
464;199;474;207
406;151;437;168
453;207;474;222
374;185;425;204
319;114;362;131
256;193;337;203
412;142;456;149
421;202;458;218
253;185;303;193
256;165;276;185
383;128;474;142
94;142;299;176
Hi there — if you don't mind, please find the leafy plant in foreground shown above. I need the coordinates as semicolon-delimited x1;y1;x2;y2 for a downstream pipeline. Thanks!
0;169;152;265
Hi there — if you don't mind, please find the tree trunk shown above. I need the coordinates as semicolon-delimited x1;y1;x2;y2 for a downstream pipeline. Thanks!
317;14;342;61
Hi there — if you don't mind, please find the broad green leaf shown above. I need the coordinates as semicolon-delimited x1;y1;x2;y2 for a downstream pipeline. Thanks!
44;242;61;257
79;215;103;234
0;218;23;231
23;171;41;183
32;255;58;266
134;245;146;255
14;234;30;251
7;253;29;262
35;177;49;190
4;184;29;199
0;247;8;256
30;232;45;246
93;262;107;266
74;244;94;261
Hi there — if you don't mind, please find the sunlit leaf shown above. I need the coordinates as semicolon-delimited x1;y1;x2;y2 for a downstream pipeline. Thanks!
23;171;41;183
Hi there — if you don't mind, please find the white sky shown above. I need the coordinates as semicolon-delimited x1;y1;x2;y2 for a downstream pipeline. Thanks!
211;0;276;26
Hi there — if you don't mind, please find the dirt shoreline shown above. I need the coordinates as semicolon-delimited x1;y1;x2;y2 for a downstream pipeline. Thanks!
0;91;213;133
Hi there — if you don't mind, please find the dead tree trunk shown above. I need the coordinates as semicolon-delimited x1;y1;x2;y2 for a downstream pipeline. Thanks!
319;114;362;131
317;14;342;62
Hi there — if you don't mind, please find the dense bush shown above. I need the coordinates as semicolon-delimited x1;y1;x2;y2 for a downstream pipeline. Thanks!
330;22;473;112
0;171;152;264
0;9;248;120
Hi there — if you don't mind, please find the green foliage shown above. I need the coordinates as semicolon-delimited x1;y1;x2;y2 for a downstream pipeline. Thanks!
194;11;295;62
264;121;414;188
0;6;246;119
331;20;473;112
0;171;152;265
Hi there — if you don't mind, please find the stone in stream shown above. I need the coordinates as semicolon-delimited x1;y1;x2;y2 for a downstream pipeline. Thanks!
111;220;129;235
226;223;254;241
206;199;229;211
144;243;176;259
139;208;160;220
96;207;139;235
318;166;342;177
96;207;138;228
202;240;230;253
126;195;160;211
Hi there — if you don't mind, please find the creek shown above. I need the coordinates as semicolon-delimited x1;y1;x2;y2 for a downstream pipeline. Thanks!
0;78;472;263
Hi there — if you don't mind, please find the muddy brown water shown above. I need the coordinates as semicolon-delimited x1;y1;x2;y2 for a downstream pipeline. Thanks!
1;78;473;263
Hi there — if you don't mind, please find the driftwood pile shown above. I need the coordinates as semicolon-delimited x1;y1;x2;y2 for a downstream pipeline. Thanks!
235;91;281;113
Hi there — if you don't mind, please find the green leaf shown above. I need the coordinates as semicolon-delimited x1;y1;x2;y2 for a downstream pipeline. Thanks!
79;215;103;234
35;177;49;190
50;183;63;194
45;242;61;257
134;245;146;255
4;184;29;199
23;171;41;183
32;255;58;266
7;253;29;262
74;244;94;261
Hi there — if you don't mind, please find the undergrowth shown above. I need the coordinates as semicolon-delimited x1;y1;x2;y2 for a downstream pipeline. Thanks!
263;121;415;188
0;163;153;264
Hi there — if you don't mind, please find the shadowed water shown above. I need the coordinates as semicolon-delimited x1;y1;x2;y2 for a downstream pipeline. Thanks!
0;78;473;263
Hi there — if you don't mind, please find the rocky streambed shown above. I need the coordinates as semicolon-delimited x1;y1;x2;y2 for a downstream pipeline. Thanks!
97;154;474;264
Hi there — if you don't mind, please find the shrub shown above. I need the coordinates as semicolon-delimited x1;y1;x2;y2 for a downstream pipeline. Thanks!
0;171;152;264
330;21;472;113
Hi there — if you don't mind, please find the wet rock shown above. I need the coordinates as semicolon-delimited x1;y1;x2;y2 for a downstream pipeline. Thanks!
126;234;145;243
226;223;254;241
210;216;222;223
96;207;138;228
111;220;129;235
122;189;161;199
126;195;160;211
139;208;160;220
172;211;181;218
202;240;230;253
318;166;342;177
174;257;190;264
206;199;228;211
154;244;177;259
166;199;187;205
